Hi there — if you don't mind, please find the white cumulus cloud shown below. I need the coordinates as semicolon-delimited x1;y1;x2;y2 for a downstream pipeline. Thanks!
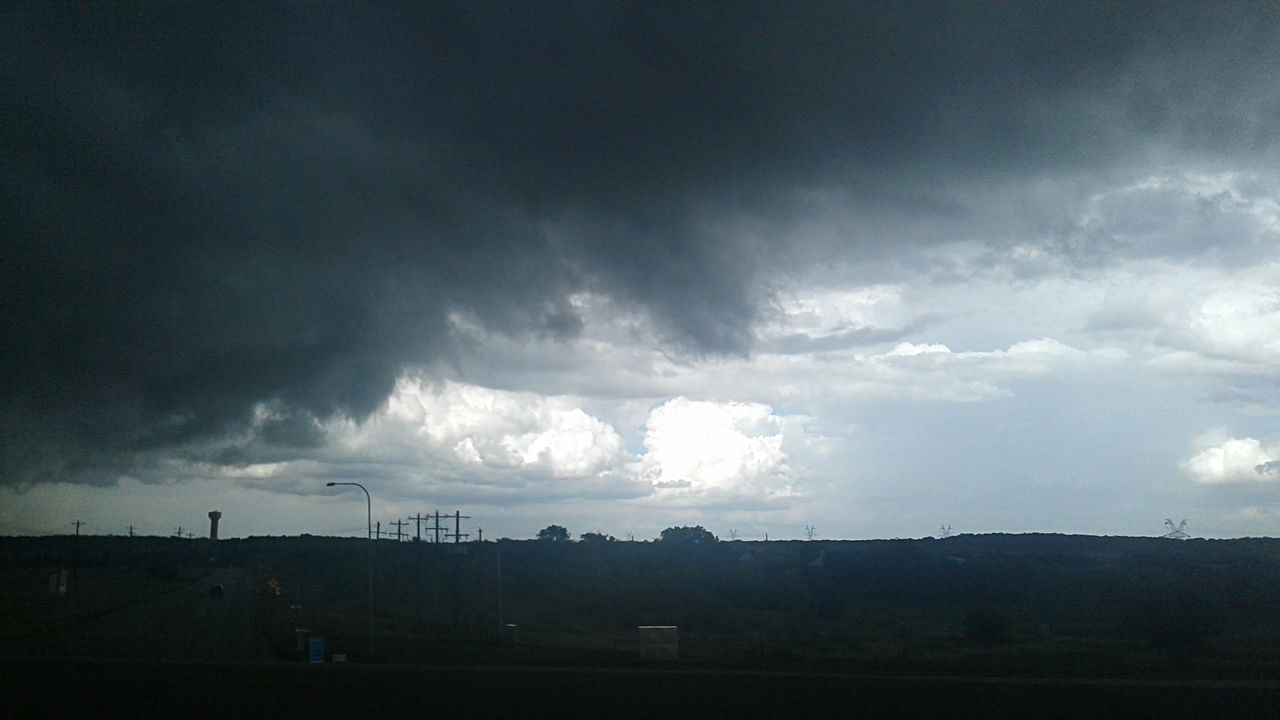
378;378;625;479
1182;435;1279;484
633;397;795;502
1176;284;1280;366
886;342;952;357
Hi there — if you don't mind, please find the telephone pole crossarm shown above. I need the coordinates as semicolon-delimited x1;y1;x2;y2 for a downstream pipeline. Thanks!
445;510;471;543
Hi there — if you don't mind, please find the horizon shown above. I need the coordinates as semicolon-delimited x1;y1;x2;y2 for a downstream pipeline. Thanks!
4;526;1266;544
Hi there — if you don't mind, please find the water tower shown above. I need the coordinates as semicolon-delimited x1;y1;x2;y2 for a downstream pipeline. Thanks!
208;511;222;540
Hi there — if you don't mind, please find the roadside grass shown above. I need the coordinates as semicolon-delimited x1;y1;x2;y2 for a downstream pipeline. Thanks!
0;566;210;640
253;585;1280;680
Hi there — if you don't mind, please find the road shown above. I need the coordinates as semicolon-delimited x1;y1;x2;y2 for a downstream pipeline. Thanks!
3;660;1278;719
1;567;267;662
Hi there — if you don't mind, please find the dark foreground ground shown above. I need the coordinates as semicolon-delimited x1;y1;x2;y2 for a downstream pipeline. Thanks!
3;659;1278;720
5;534;1280;717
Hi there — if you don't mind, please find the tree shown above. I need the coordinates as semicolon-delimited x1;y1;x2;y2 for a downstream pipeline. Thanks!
537;524;570;542
579;531;616;544
659;525;717;545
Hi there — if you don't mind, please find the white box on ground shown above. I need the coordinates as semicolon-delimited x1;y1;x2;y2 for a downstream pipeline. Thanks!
638;625;678;660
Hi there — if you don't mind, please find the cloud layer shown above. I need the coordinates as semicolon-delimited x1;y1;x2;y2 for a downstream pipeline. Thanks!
3;3;1280;538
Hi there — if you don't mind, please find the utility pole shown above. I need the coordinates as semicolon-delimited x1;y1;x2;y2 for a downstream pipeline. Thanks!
391;518;408;542
412;513;426;542
375;521;382;540
72;520;84;591
174;526;184;538
128;525;135;538
477;528;483;542
445;511;471;543
432;511;443;544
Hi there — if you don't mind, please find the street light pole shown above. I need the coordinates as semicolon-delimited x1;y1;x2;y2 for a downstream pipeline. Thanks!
326;481;373;658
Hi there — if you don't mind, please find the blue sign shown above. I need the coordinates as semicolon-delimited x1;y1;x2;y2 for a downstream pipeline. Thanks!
309;635;324;663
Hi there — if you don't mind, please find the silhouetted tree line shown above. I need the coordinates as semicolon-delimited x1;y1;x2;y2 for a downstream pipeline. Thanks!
535;524;716;545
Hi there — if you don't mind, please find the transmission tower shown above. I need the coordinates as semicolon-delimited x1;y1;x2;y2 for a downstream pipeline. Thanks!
939;524;953;538
1161;518;1190;539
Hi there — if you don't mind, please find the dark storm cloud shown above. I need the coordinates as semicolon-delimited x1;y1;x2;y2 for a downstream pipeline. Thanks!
2;2;1277;484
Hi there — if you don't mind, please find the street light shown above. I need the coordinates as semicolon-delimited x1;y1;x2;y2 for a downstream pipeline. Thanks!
326;481;371;538
326;481;373;658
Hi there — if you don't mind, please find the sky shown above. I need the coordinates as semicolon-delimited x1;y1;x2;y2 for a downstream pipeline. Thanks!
3;2;1280;541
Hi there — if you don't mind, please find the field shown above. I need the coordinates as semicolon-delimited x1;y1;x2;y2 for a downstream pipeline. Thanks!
4;533;1280;717
0;565;210;642
4;533;1280;680
231;533;1280;680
